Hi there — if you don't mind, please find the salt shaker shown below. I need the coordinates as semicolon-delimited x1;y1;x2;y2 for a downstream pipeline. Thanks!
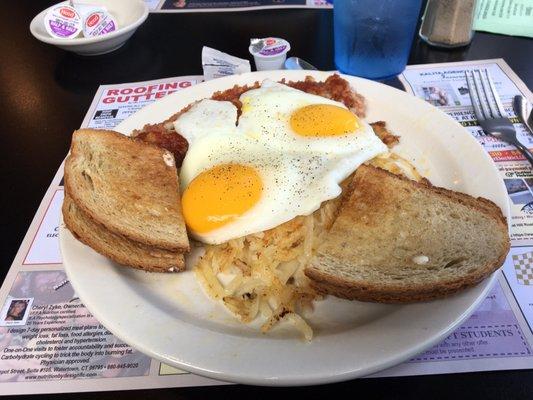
419;0;477;48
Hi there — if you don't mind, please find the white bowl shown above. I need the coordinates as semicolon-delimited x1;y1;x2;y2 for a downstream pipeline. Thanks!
30;0;149;56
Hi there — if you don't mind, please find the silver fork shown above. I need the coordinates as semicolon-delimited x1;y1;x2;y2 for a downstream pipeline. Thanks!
465;69;533;165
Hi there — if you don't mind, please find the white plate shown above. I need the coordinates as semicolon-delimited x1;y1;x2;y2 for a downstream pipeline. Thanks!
60;71;509;386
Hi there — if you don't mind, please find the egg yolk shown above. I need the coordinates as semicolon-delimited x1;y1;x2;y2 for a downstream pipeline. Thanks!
290;104;359;137
182;164;263;233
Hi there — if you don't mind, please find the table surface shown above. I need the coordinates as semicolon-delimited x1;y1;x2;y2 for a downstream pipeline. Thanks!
1;2;532;399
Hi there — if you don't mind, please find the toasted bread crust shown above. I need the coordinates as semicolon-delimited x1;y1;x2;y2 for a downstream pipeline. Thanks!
345;166;509;229
305;165;510;303
63;194;184;272
305;248;507;303
65;129;189;252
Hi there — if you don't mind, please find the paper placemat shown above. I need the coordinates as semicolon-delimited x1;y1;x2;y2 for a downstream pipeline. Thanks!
145;0;331;12
0;59;532;394
474;0;533;38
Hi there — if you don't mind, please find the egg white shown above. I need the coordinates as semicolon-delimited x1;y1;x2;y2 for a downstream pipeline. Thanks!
238;80;379;155
176;80;388;244
181;133;366;244
175;99;237;144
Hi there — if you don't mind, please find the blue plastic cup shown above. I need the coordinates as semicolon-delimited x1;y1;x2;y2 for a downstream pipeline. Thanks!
333;0;422;80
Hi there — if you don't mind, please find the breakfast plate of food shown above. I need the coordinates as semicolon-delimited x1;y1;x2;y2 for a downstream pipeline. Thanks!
60;70;510;385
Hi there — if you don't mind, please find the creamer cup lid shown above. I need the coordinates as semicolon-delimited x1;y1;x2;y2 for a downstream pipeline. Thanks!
249;37;291;59
44;5;82;39
82;10;118;37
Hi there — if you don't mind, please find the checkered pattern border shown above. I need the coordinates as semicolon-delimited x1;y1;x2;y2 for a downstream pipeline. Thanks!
512;252;533;285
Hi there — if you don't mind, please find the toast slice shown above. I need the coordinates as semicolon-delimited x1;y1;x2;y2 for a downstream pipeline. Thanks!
305;165;510;303
64;129;189;252
63;194;185;272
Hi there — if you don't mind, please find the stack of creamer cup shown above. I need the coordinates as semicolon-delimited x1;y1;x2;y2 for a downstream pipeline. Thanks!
44;1;118;39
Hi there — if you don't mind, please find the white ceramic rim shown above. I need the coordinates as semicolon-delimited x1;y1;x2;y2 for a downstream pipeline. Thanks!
61;70;509;386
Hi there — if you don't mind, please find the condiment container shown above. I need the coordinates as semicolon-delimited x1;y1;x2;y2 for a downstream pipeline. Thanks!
419;0;477;48
249;37;291;71
82;10;118;37
44;4;83;39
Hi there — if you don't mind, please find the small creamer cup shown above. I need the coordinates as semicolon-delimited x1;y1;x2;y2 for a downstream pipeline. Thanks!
249;37;291;71
72;2;119;38
44;5;83;39
83;10;118;37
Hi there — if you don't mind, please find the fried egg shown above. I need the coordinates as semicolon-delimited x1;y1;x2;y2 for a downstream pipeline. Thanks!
238;80;376;154
176;99;237;143
175;80;387;244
